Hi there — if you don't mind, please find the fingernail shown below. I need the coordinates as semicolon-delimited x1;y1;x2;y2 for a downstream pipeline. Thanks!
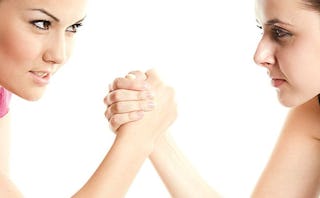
143;82;151;90
147;91;155;99
134;111;144;119
141;91;154;99
126;73;136;80
146;101;155;110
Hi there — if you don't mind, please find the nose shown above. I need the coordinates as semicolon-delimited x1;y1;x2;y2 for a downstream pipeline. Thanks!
253;36;275;69
43;33;68;65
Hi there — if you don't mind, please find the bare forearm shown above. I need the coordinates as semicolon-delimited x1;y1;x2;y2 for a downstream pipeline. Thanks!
72;132;153;198
150;133;220;198
0;131;152;198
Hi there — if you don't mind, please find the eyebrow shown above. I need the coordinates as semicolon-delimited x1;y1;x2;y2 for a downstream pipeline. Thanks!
28;8;60;22
265;18;293;26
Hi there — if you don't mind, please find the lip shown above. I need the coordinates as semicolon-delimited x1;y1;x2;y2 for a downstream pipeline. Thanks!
29;70;52;86
271;78;286;88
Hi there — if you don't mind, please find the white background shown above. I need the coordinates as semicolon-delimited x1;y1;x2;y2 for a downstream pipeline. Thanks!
9;0;288;197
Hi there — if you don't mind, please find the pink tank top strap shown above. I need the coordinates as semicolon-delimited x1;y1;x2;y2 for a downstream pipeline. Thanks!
0;87;12;118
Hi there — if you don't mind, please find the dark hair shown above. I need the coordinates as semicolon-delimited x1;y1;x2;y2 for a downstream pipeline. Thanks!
302;0;320;12
301;1;320;103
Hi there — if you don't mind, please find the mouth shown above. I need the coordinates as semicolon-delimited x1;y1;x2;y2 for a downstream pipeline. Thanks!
30;71;49;78
271;78;286;88
29;70;52;86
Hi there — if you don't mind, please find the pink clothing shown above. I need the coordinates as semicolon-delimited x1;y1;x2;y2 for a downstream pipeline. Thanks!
0;87;12;118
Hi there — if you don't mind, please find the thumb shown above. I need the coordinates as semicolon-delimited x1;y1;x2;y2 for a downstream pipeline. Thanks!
126;70;147;80
145;69;160;83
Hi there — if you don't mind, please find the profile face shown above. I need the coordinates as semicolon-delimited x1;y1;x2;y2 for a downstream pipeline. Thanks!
0;0;87;101
254;0;320;107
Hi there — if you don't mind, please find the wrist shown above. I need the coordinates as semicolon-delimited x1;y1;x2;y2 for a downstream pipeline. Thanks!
115;128;155;156
151;132;172;155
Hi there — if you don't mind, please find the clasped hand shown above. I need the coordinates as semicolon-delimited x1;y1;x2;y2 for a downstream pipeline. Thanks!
104;69;177;147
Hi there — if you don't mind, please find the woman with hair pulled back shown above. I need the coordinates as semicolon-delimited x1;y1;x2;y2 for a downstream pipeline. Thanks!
0;0;177;197
106;0;320;197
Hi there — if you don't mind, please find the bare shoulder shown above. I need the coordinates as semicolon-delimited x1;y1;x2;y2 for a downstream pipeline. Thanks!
252;97;320;197
284;96;320;139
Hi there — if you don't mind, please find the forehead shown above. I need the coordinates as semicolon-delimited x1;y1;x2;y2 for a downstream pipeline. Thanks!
8;0;87;22
255;0;307;23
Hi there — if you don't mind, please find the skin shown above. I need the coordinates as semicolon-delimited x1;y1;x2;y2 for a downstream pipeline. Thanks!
0;0;86;101
0;0;177;197
106;0;320;197
255;0;320;107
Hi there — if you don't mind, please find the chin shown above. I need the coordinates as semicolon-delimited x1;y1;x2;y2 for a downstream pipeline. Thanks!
15;89;46;102
277;92;317;108
277;92;300;108
278;100;296;108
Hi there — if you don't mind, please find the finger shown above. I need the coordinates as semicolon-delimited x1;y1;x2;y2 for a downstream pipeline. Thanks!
110;77;149;91
109;111;144;132
145;69;161;83
125;73;137;80
127;71;147;80
104;89;154;106
105;100;155;120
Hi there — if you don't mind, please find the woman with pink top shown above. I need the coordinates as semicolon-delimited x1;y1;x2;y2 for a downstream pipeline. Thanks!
106;0;320;197
0;88;11;118
0;0;176;197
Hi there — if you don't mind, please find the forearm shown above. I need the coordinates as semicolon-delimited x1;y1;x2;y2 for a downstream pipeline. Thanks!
149;133;220;198
72;132;153;198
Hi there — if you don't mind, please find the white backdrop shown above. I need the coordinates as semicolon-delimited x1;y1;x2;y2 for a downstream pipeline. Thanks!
9;0;288;197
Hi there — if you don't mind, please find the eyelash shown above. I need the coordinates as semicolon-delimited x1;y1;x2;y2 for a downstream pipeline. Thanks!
256;25;292;41
66;23;83;33
30;20;83;33
31;20;51;30
271;26;292;40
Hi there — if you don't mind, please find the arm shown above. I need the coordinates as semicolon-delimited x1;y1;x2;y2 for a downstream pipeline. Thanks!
252;97;320;197
74;71;176;197
72;131;153;198
106;70;220;198
0;115;154;198
0;114;155;198
150;133;221;198
0;73;174;198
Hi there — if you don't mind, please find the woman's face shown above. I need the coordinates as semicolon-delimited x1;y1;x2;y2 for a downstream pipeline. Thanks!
254;0;320;107
0;0;87;101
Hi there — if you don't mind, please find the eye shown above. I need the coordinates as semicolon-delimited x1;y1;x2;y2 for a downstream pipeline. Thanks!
256;24;263;35
66;23;83;33
271;26;292;39
31;20;51;30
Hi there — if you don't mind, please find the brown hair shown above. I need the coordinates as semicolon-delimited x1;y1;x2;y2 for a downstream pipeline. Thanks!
301;1;320;103
302;0;320;12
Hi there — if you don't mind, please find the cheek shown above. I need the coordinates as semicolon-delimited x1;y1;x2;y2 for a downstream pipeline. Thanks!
282;45;320;89
0;27;41;67
66;38;75;58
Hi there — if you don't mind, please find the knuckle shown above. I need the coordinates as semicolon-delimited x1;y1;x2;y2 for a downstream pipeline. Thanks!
111;103;121;112
128;111;138;121
110;115;121;126
109;91;120;103
113;77;123;89
105;109;111;120
103;95;109;105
